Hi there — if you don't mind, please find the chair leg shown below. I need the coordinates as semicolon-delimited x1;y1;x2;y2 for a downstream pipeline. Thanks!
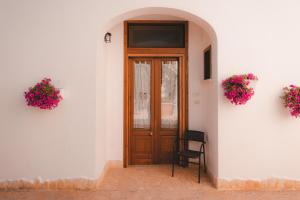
172;153;175;177
198;155;201;183
203;145;207;173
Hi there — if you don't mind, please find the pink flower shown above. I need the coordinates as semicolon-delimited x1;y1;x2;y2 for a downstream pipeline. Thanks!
247;73;254;80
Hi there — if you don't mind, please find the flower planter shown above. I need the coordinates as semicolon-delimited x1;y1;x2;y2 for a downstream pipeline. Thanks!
24;78;63;110
282;85;300;117
222;73;258;105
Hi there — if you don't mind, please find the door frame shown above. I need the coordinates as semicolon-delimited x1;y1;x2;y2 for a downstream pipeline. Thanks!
123;20;189;167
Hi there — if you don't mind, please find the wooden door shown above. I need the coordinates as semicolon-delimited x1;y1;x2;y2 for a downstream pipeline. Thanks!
129;57;179;164
155;58;179;164
129;58;154;165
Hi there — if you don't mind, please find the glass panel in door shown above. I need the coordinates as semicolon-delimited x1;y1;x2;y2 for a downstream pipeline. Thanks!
161;60;178;129
133;61;151;129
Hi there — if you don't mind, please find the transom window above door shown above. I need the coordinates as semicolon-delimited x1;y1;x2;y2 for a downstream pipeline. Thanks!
127;22;186;48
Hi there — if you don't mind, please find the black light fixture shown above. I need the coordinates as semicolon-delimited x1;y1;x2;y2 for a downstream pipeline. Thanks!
104;32;112;43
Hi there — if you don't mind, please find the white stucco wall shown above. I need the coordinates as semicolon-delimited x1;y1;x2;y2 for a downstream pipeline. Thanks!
1;0;300;182
0;0;99;180
217;2;300;180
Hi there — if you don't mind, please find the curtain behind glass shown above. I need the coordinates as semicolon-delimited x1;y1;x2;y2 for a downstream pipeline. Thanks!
133;61;151;128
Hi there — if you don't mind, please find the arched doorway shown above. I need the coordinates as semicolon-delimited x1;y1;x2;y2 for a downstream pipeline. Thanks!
101;7;218;180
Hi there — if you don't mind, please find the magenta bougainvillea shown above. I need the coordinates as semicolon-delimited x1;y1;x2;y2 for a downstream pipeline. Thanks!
222;73;258;105
282;85;300;117
24;78;62;110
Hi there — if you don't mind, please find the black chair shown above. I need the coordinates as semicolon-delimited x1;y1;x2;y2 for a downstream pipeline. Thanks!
171;130;206;183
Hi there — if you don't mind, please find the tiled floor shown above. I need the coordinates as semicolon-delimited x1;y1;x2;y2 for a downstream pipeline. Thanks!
1;165;300;200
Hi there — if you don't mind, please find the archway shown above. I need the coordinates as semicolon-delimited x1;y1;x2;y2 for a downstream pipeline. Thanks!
98;7;218;182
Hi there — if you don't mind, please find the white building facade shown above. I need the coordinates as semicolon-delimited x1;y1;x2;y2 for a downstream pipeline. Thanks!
1;0;300;189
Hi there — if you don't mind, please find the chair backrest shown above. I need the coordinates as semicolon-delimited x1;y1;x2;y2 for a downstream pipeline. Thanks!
184;130;205;142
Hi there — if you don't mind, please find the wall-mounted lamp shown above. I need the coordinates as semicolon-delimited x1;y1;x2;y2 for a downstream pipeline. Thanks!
104;32;112;43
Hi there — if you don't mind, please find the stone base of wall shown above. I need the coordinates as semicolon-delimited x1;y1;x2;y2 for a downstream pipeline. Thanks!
216;179;300;191
206;169;300;191
206;168;218;188
2;162;300;191
0;160;122;191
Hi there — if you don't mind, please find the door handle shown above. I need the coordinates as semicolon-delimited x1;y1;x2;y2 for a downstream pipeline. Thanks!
149;132;153;136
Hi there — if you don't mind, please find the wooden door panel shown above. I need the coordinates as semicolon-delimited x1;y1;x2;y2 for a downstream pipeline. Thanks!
158;135;176;163
155;58;179;164
129;58;154;165
131;134;153;164
134;136;152;153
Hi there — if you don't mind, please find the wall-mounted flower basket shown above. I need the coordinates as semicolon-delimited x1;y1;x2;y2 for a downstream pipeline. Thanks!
24;78;63;110
222;73;258;105
282;85;300;117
